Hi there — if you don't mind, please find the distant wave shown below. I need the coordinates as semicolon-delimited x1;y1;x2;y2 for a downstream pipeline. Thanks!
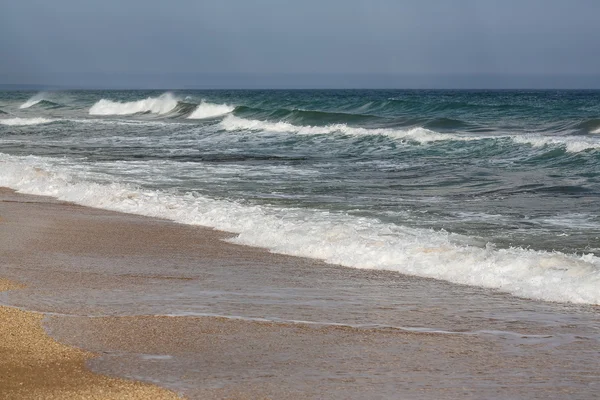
65;118;183;127
0;117;57;126
220;115;455;142
34;100;62;108
220;115;600;153
20;93;48;109
233;105;380;125
19;93;63;109
512;134;600;153
89;93;178;115
378;98;531;114
230;106;479;131
188;102;234;119
423;117;471;130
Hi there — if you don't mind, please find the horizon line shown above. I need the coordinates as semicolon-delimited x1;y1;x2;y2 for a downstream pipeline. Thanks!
2;85;600;91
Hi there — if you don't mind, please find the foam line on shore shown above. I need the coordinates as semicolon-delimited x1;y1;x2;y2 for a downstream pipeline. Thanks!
0;154;599;305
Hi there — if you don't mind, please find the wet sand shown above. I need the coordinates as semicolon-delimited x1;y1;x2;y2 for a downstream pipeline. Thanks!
0;187;599;399
0;278;180;399
46;314;599;400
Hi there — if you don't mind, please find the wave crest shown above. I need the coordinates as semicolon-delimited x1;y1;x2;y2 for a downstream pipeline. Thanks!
188;102;234;119
89;93;178;115
512;135;600;153
20;93;48;109
220;115;468;143
220;116;600;152
0;117;57;126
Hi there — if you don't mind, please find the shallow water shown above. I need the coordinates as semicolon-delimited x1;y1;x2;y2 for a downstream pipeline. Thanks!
0;190;598;399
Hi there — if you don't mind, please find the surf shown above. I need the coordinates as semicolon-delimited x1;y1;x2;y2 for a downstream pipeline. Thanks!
1;152;599;306
89;92;179;115
188;102;234;119
219;115;600;153
0;117;58;126
219;115;456;142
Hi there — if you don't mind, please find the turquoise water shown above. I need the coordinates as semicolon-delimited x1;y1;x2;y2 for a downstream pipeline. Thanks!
1;90;599;304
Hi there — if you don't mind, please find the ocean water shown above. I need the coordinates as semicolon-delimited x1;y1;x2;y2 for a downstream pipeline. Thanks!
1;89;599;305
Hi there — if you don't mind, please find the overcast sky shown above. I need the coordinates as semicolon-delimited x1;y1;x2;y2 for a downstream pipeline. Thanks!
2;0;599;88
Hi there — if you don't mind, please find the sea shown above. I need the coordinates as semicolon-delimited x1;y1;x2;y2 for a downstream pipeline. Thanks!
0;89;599;306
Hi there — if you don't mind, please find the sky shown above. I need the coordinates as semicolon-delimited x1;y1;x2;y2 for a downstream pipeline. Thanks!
1;0;600;89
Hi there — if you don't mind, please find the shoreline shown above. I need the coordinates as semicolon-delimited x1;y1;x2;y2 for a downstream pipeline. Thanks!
0;278;180;399
1;187;599;399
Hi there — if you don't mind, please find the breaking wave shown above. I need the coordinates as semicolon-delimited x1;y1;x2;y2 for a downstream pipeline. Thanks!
0;117;58;126
188;102;234;119
220;115;456;142
219;115;600;152
512;134;600;153
89;93;179;115
0;152;599;305
20;93;48;109
19;93;63;109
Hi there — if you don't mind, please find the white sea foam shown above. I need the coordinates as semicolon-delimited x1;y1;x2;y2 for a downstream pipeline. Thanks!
188;102;234;119
591;127;600;134
67;118;183;127
1;153;599;305
220;115;457;142
89;93;178;115
0;117;57;126
19;93;48;109
512;135;600;153
221;116;600;152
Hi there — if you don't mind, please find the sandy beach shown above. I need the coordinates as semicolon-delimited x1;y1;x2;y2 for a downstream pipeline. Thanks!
0;278;180;399
1;187;599;399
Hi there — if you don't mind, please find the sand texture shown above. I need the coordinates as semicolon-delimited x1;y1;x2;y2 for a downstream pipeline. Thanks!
0;249;181;398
